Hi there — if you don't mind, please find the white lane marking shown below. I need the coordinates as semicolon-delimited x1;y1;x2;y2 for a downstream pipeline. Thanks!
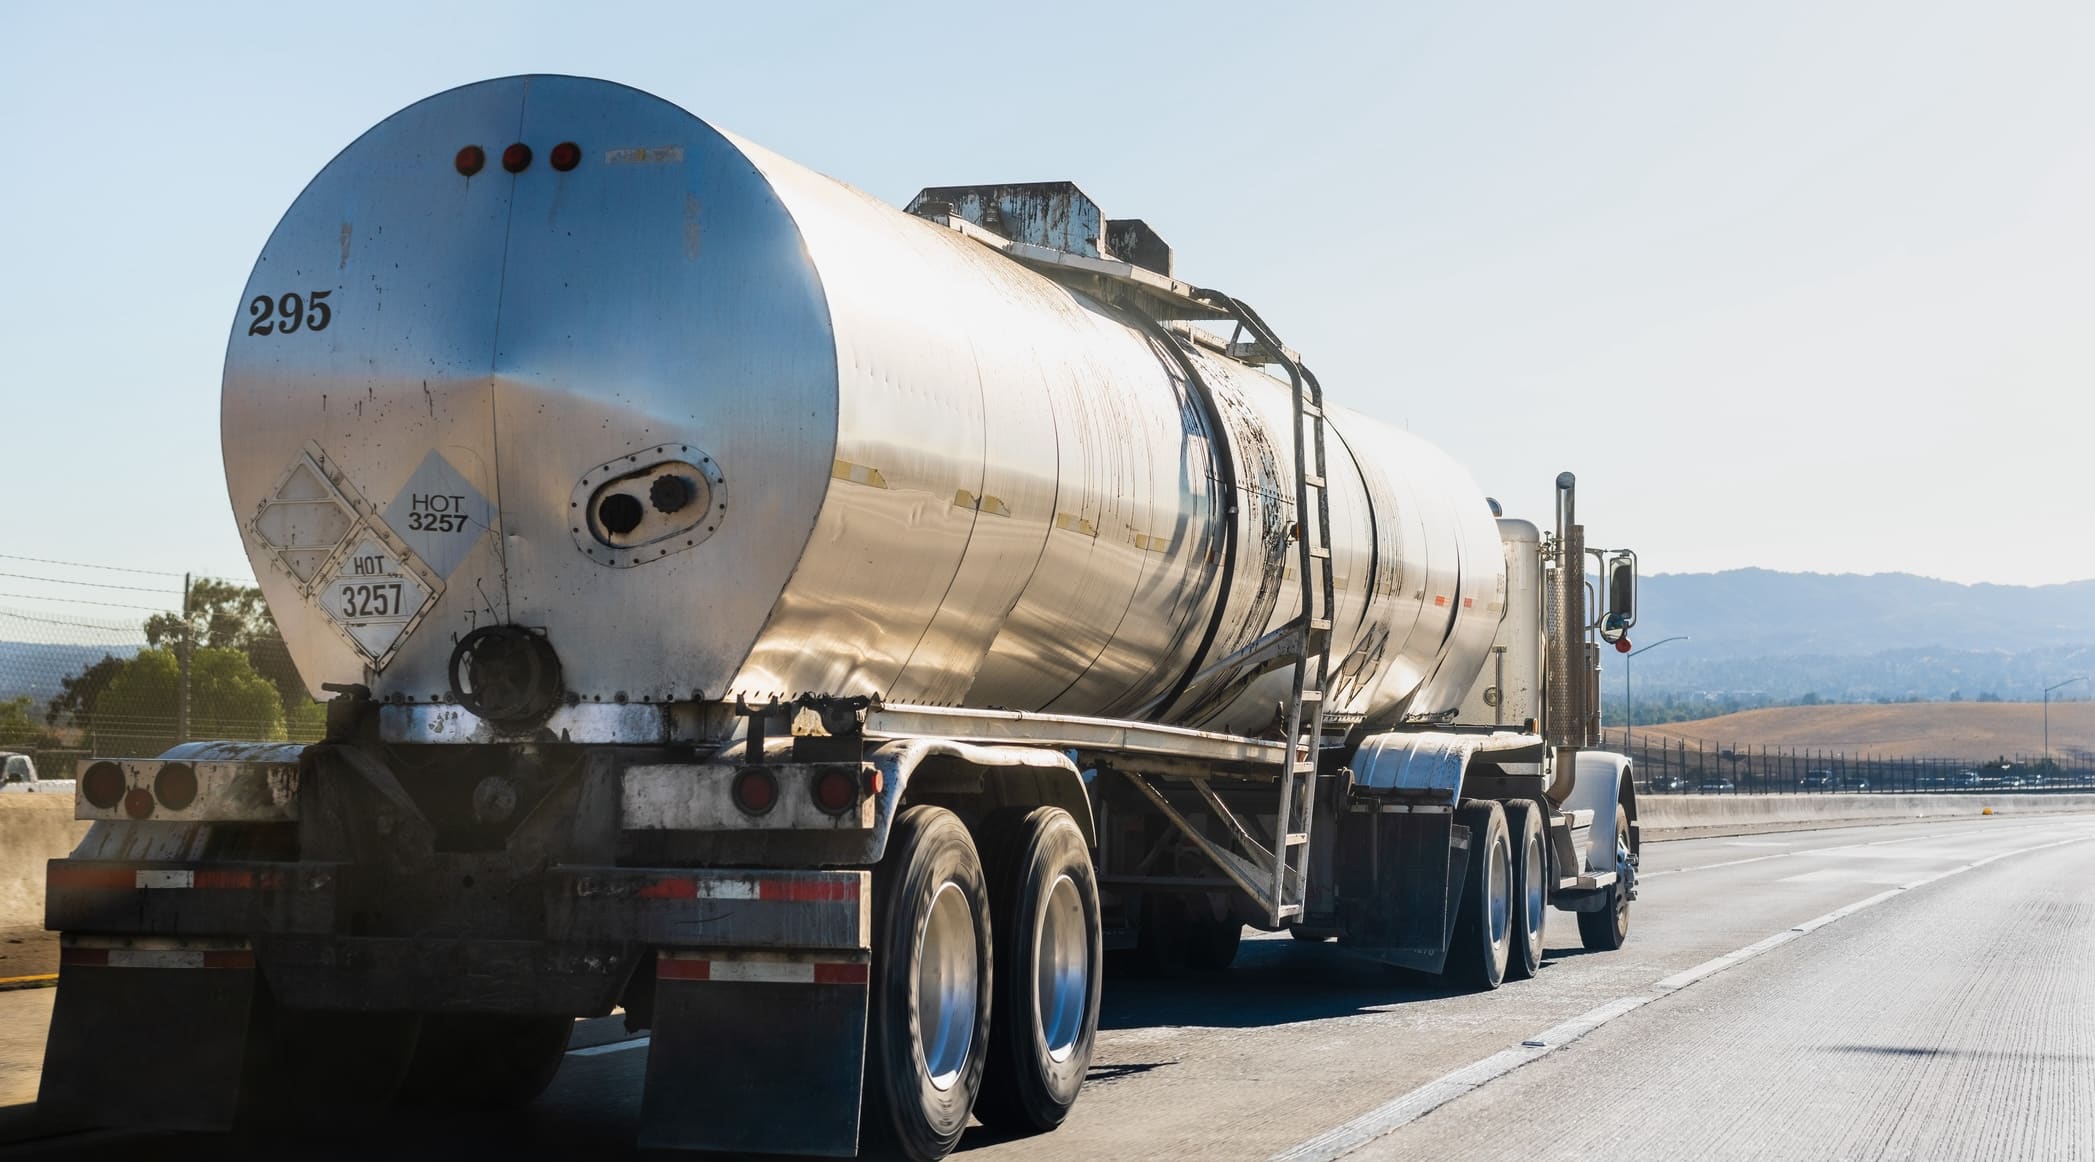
1643;822;2026;878
567;1035;651;1058
1274;829;2095;1162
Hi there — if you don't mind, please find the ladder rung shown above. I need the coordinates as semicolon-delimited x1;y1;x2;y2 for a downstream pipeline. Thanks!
1303;473;1326;489
1301;403;1323;420
1276;903;1303;918
1298;690;1323;703
1284;832;1310;846
1292;760;1318;773
1308;617;1332;632
1307;545;1331;560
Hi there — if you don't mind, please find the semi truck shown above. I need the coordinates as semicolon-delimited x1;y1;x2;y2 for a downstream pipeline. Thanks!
40;75;1642;1160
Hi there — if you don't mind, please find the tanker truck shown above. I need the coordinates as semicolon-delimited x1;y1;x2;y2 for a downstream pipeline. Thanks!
39;75;1642;1160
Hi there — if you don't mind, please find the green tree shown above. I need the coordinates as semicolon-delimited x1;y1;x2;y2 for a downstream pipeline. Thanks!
95;647;287;754
46;654;127;730
145;579;306;711
0;696;60;750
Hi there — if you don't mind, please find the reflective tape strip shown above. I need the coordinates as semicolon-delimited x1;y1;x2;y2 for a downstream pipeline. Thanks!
48;867;256;890
633;877;860;903
658;955;868;986
61;948;254;970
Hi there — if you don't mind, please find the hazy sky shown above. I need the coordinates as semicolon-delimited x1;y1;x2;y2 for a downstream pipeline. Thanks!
3;0;2092;629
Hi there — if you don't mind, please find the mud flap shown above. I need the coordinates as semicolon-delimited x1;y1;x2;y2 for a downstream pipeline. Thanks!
1333;806;1470;973
638;949;870;1157
37;941;261;1133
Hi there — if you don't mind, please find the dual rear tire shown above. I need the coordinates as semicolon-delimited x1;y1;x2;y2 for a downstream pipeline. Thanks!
1448;799;1550;989
863;805;1102;1161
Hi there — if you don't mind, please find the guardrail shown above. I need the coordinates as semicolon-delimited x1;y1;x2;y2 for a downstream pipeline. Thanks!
1605;731;2091;796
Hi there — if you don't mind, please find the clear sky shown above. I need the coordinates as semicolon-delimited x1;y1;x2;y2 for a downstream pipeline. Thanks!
3;0;2092;628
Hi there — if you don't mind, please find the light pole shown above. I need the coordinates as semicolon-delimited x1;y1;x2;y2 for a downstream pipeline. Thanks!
1624;635;1688;756
2044;676;2084;766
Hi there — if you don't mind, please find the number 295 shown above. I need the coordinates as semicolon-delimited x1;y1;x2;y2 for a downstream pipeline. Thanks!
248;290;333;336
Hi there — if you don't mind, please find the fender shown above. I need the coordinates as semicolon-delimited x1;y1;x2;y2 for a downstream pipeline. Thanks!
1565;750;1638;875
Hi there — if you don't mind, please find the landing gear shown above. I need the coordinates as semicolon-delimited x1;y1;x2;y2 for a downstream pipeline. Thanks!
975;807;1103;1134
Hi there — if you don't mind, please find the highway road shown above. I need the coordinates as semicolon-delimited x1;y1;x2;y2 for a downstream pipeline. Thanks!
3;812;2091;1160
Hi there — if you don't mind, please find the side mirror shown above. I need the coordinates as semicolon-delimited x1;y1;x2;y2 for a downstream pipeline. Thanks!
1600;551;1636;642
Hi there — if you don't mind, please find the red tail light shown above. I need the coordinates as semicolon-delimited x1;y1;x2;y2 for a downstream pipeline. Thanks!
811;768;858;815
82;762;126;810
732;768;778;815
154;763;199;811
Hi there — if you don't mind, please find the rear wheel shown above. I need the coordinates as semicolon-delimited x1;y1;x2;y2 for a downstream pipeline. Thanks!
400;1013;572;1109
243;1004;421;1127
974;807;1102;1134
1578;806;1633;951
864;806;993;1161
1503;801;1547;980
1447;801;1512;990
1184;918;1243;971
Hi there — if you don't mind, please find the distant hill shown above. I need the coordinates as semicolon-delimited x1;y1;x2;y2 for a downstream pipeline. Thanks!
0;641;141;706
1613;701;2095;764
1619;570;2095;705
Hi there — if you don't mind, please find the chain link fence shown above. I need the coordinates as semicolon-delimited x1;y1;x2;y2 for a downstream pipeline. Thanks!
0;573;324;781
1603;728;2094;795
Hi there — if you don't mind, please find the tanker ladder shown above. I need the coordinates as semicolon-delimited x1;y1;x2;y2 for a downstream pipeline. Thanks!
1137;291;1336;926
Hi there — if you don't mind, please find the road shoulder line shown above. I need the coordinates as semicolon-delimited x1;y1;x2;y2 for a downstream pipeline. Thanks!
1271;829;2092;1161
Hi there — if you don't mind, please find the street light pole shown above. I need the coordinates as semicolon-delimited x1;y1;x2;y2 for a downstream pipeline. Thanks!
1624;635;1688;756
2044;676;2084;765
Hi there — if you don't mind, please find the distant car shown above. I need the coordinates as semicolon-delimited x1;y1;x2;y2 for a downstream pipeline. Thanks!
1698;775;1737;793
1649;773;1688;793
1839;774;1870;791
1997;773;2029;789
1799;770;1833;790
1954;770;1989;789
0;751;67;793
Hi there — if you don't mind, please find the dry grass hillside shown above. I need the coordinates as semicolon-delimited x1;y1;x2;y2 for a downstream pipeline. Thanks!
1613;701;2095;762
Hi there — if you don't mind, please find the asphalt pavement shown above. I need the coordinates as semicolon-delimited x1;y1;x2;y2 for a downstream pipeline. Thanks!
3;812;2091;1160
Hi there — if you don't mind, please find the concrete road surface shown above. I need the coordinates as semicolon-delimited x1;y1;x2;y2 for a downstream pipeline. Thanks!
3;813;2091;1160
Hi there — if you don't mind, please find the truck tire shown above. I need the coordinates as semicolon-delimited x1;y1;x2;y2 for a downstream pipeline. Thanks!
1578;807;1633;951
974;806;1102;1134
1447;800;1512;991
1185;918;1243;971
400;1013;572;1109
1503;800;1547;980
864;806;993;1161
244;1005;421;1127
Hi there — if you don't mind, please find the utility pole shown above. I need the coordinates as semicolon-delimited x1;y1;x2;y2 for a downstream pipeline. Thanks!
2045;676;2084;766
1624;635;1688;756
176;573;192;743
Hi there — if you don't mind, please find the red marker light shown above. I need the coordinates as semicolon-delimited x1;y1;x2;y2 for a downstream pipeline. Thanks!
455;145;486;176
123;788;155;819
550;141;582;172
1615;637;1633;654
502;143;533;173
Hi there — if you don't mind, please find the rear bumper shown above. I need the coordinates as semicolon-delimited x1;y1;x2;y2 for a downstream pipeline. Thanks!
45;858;869;1012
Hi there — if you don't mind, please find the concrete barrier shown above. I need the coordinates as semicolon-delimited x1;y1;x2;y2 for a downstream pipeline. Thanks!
0;797;89;934
1639;792;2095;840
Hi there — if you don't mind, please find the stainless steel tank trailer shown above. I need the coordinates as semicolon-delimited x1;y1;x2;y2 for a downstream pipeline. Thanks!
39;75;1642;1161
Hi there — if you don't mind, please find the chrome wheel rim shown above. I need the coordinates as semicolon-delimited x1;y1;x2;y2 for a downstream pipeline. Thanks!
1035;873;1088;1063
914;880;979;1091
1487;832;1511;949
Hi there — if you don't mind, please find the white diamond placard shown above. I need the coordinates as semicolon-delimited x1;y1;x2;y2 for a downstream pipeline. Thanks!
383;450;493;581
317;537;435;660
